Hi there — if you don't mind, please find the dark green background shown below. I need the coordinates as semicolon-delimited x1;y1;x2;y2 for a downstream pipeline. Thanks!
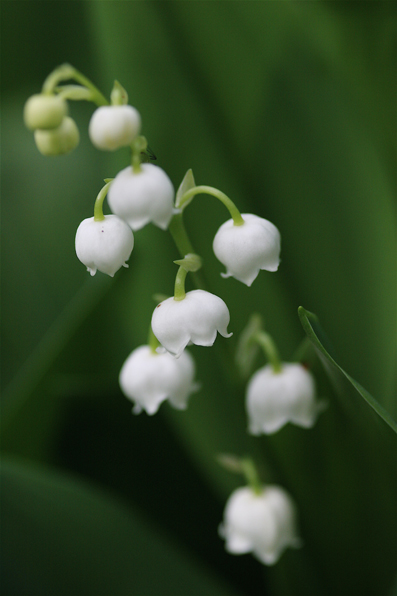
1;2;396;595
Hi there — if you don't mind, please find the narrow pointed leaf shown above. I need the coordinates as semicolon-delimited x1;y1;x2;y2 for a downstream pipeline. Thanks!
298;306;397;435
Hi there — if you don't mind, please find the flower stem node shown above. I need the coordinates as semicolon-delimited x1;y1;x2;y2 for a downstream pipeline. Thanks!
24;94;68;130
246;363;325;435
219;485;301;565
88;105;141;151
213;214;281;286
119;345;199;415
75;214;134;277
107;164;175;230
151;289;232;358
34;117;79;156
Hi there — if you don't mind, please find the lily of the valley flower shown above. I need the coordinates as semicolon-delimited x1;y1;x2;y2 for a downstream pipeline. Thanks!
151;289;232;357
219;485;301;565
107;164;175;230
24;94;68;131
75;214;134;276
34;117;79;156
213;214;281;286
119;345;199;415
89;105;141;151
246;363;324;435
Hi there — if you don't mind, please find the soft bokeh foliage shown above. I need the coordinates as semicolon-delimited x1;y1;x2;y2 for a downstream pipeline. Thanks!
1;3;396;595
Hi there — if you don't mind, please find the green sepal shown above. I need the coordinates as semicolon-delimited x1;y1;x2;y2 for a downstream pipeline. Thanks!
103;178;114;184
55;85;94;101
235;313;263;379
175;169;196;210
173;253;202;272
111;80;128;105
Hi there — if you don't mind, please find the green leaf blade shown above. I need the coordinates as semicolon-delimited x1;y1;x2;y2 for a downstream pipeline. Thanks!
298;306;397;435
1;456;243;596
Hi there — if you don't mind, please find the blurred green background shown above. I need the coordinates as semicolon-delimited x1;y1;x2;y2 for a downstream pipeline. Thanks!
1;2;396;595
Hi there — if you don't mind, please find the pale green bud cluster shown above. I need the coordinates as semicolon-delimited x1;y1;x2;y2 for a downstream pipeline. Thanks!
34;116;79;156
24;93;68;130
24;92;79;156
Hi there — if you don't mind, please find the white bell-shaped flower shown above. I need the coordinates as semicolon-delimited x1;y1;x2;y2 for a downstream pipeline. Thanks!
151;289;232;357
88;105;141;151
119;345;199;415
107;164;175;230
219;485;301;565
75;214;134;277
247;363;324;435
213;214;281;286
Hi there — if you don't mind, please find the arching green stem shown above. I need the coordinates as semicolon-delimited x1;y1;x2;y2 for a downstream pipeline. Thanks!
240;458;263;495
174;266;188;301
93;181;113;222
148;325;161;354
177;185;244;226
168;213;206;290
168;213;195;256
253;330;282;373
42;63;108;107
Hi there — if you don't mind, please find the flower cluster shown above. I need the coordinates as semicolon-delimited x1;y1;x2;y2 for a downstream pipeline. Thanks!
25;65;327;569
24;94;79;156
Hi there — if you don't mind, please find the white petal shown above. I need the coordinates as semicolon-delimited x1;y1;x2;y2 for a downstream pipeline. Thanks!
107;164;174;231
151;290;231;356
213;214;281;286
89;105;141;151
246;363;321;435
151;298;191;357
119;345;197;414
220;485;300;566
224;533;253;554
75;215;134;277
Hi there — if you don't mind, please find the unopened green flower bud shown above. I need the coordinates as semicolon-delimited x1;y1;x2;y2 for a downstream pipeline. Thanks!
24;94;68;131
34;117;79;156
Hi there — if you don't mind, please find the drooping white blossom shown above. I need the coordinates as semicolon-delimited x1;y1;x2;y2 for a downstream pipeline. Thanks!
246;363;324;435
34;117;79;156
119;345;199;415
151;290;232;358
75;214;134;277
107;164;175;230
219;485;301;565
213;214;281;286
24;94;68;131
88;105;141;151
